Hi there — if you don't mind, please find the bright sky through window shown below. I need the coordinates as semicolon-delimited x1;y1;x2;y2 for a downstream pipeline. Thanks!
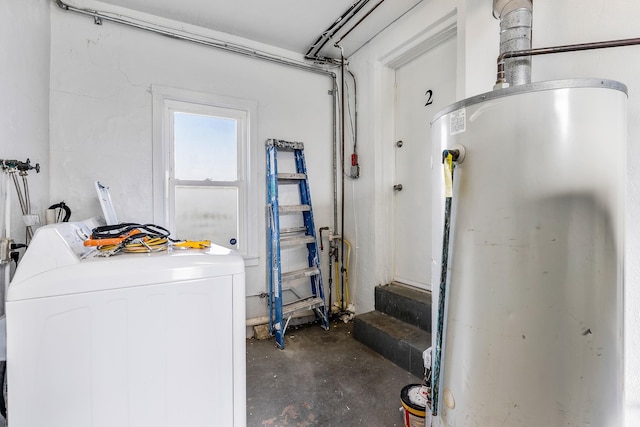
173;112;238;181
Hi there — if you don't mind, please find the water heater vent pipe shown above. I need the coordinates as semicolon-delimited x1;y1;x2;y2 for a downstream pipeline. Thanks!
493;0;533;87
496;36;640;85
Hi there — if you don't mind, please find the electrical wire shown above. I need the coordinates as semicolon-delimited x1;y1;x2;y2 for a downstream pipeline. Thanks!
345;71;356;153
91;223;171;240
343;68;359;180
347;68;358;154
90;223;212;255
91;223;173;255
98;237;170;254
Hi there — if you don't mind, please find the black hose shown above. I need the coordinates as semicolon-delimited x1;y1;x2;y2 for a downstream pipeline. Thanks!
48;202;71;222
91;223;172;243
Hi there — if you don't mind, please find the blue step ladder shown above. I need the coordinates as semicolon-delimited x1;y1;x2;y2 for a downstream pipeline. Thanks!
266;139;329;349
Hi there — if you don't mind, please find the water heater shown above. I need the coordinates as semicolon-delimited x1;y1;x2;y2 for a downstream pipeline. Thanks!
430;79;625;426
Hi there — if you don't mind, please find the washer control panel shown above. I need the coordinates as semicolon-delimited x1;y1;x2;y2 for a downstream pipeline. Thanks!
10;219;104;286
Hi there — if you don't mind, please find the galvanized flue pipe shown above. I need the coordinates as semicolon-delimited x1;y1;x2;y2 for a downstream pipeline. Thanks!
496;36;640;85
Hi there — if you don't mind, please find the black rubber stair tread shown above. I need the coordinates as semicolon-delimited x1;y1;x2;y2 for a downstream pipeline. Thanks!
353;310;430;378
375;282;432;331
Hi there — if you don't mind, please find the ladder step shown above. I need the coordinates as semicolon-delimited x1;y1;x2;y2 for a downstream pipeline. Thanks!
282;267;320;283
280;226;308;234
280;235;316;247
266;138;329;348
277;173;306;182
279;204;311;213
283;297;325;316
267;139;305;150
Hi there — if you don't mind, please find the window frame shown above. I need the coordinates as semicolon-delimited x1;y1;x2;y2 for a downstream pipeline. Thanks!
152;85;258;265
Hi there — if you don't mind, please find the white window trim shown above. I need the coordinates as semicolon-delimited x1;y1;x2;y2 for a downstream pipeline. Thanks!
152;85;258;266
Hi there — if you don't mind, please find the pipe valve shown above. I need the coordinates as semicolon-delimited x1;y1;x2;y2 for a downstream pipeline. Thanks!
442;145;466;164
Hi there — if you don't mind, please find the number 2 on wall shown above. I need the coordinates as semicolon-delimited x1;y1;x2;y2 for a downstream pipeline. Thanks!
425;89;434;106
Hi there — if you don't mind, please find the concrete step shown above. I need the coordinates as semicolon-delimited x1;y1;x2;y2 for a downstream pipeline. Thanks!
375;282;431;332
353;310;430;378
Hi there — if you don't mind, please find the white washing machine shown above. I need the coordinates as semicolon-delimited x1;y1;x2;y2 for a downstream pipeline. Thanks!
5;220;246;427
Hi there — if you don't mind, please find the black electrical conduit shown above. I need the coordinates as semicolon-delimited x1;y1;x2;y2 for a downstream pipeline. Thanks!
305;0;373;61
497;36;640;85
333;0;386;48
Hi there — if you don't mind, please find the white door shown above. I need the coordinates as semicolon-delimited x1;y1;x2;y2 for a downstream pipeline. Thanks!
393;35;457;290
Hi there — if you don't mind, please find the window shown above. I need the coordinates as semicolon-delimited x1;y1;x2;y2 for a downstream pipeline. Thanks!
153;86;258;264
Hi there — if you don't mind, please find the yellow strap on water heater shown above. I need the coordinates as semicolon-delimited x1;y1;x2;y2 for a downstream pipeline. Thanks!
443;152;454;197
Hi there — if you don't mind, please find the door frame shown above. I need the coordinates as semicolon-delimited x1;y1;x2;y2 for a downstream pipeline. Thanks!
376;10;458;288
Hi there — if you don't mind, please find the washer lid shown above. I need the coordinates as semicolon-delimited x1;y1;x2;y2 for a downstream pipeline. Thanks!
8;221;245;301
8;246;245;301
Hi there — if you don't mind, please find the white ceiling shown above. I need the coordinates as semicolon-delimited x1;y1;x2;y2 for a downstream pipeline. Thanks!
93;0;423;59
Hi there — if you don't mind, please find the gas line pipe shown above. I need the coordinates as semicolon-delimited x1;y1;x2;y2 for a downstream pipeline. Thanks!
496;36;640;86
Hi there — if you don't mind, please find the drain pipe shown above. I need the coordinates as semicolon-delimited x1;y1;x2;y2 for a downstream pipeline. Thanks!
493;0;533;87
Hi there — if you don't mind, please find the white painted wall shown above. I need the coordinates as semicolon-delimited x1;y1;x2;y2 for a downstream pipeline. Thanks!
5;0;639;422
348;0;639;424
0;0;50;243
48;5;334;325
345;0;497;313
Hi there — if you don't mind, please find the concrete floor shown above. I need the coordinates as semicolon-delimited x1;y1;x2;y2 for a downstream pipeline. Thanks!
246;320;422;426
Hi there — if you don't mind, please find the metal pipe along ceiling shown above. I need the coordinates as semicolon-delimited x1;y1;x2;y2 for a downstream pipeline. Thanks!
53;0;333;77
52;0;342;294
496;36;640;85
334;0;385;47
492;0;640;87
304;0;374;60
